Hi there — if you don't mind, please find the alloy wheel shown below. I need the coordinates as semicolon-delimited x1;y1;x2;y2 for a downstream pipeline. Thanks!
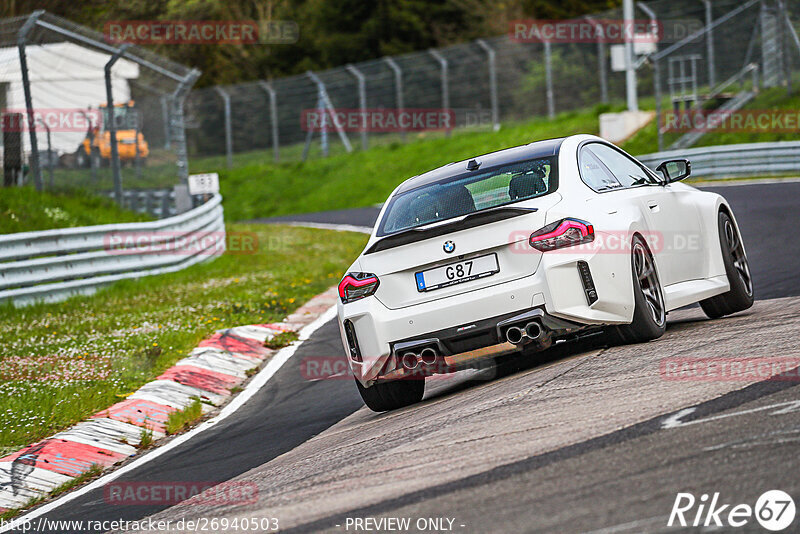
633;242;666;327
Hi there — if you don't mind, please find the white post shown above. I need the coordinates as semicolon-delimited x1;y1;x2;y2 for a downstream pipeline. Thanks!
476;39;500;131
702;0;717;88
429;49;451;137
544;41;555;119
345;64;368;150
624;0;639;111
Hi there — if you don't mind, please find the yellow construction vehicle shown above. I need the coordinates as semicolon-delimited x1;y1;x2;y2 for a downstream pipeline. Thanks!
75;100;149;168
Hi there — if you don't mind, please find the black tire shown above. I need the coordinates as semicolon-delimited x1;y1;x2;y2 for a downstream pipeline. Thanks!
699;211;754;319
355;377;425;412
608;236;667;344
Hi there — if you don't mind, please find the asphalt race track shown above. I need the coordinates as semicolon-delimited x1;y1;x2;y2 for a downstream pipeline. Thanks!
23;180;800;533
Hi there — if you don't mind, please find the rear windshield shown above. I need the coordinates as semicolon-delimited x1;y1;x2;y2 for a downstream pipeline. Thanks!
377;157;558;236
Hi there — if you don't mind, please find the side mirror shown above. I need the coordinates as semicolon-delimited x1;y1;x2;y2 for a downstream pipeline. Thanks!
656;159;691;183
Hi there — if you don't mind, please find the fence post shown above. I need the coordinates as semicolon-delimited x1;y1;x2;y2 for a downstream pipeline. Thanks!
214;87;233;169
476;39;500;131
778;0;792;94
172;69;200;185
161;191;172;218
306;71;353;155
160;95;171;149
785;5;800;57
38;119;53;189
135;110;142;181
624;0;639;111
654;57;664;151
17;10;44;191
429;49;451;137
345;64;369;150
257;81;280;162
544;41;555;119
702;0;717;88
384;57;405;140
585;16;609;104
105;43;131;206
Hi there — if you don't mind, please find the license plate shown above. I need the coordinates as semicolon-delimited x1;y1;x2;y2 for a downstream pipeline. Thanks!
415;253;499;292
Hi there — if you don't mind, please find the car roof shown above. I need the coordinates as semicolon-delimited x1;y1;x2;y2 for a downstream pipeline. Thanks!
394;137;566;194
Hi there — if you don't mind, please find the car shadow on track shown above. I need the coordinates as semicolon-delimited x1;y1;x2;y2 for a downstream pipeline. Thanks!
420;332;612;404
418;308;743;406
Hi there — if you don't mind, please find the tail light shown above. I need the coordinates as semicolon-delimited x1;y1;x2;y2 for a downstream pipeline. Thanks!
338;272;380;304
530;218;594;251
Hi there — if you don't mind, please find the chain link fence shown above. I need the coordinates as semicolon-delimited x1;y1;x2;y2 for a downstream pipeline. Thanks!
186;0;794;166
2;0;798;202
0;11;198;216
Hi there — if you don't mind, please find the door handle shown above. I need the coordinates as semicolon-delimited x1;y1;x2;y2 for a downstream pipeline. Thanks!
647;202;660;212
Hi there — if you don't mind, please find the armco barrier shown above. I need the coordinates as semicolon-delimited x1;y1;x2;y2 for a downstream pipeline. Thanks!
638;141;800;179
0;194;224;306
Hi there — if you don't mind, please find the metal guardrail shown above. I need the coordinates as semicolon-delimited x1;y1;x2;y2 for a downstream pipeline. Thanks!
0;194;225;306
638;141;800;178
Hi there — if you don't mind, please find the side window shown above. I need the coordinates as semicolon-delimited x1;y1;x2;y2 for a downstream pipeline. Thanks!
588;143;657;187
579;147;622;192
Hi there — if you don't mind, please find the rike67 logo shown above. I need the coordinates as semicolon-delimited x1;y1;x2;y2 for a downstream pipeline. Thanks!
669;490;796;531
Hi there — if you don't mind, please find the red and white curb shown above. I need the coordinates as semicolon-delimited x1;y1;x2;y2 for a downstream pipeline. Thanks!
0;287;339;513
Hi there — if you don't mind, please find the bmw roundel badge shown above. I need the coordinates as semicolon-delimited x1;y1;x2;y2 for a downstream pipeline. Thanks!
443;240;456;253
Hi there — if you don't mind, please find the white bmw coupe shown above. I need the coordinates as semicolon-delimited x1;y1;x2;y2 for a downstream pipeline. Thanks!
337;134;753;411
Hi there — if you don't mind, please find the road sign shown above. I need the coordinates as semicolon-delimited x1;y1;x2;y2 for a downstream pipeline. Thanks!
188;172;219;195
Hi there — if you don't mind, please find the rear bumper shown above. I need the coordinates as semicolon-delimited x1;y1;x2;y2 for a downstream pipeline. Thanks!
338;247;634;386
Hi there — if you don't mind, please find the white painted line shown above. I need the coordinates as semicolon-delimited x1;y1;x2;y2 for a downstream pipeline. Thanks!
693;176;800;188
271;221;373;234
0;305;338;530
661;399;800;429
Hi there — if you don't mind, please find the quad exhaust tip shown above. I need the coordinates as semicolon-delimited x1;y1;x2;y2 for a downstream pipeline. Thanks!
506;326;524;345
401;352;419;370
506;322;544;345
400;347;438;370
420;347;437;366
525;321;543;340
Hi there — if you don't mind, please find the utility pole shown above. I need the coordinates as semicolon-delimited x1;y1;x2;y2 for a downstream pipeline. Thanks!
624;0;639;111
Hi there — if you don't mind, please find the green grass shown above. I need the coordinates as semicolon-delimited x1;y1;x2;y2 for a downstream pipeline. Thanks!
207;108;605;221
0;223;368;451
139;427;154;449
263;330;299;350
165;398;203;435
192;87;800;222
0;186;150;234
620;87;800;155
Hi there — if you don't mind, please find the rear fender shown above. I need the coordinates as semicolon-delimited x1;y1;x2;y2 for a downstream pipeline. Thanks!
541;198;651;325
